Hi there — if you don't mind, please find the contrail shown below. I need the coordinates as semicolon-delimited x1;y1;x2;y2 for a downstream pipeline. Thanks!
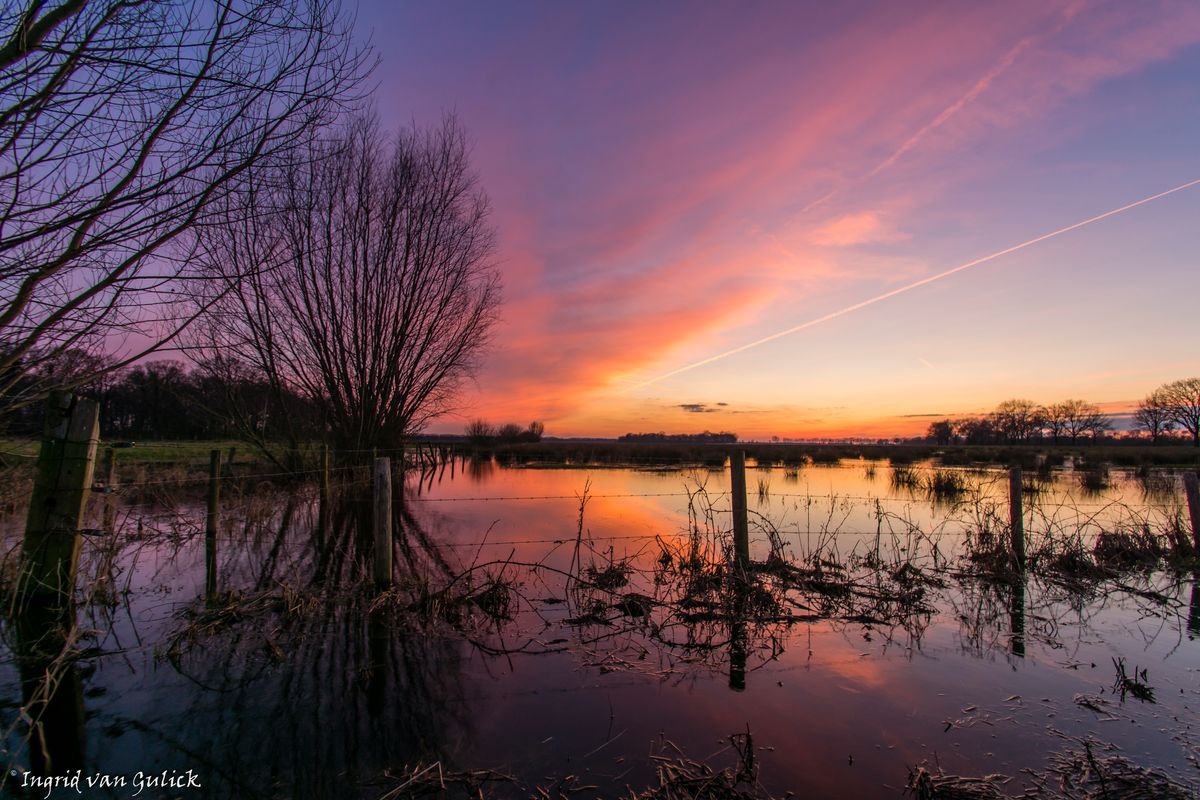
622;177;1200;393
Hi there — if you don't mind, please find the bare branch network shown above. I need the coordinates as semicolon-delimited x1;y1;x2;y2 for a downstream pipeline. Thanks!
192;113;502;454
0;0;370;414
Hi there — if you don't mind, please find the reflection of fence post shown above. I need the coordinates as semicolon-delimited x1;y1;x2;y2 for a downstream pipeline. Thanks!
206;450;221;539
373;457;393;588
367;610;388;713
729;587;748;691
100;447;116;534
15;604;86;775
1183;472;1200;551
1188;575;1199;638
1010;578;1025;657
205;450;220;600
729;617;747;691
319;445;330;498
21;391;99;606
205;528;218;602
730;451;749;570
1009;467;1024;571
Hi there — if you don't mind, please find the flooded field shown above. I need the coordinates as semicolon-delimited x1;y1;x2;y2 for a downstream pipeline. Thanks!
2;457;1198;799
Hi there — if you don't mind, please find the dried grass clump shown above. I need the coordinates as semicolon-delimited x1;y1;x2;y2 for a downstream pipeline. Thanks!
1044;742;1192;800
907;739;1198;800
585;561;632;591
925;469;970;500
630;730;776;800
1092;528;1164;570
961;529;1019;583
905;766;1009;800
376;761;513;799
891;465;921;490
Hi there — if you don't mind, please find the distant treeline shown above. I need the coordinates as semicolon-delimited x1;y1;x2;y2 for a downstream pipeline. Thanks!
1;357;320;442
925;379;1199;447
618;431;738;443
465;419;545;445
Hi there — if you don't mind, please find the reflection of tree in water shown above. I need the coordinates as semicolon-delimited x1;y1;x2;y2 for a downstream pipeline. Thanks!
132;490;477;800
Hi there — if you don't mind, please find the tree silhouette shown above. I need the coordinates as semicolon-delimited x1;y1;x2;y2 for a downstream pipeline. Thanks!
195;115;501;456
1132;390;1175;445
1160;378;1200;447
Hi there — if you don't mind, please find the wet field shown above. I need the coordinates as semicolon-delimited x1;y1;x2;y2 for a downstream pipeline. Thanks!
2;457;1198;798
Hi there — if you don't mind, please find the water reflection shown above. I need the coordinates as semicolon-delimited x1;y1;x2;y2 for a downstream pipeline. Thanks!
13;603;86;777
0;461;1196;798
116;493;471;799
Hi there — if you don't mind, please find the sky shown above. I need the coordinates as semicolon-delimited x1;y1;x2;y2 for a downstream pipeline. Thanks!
356;0;1200;439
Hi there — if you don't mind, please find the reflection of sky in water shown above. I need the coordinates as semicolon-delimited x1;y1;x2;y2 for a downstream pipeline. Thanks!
0;461;1196;799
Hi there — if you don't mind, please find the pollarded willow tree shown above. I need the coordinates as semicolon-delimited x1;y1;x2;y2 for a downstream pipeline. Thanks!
194;114;501;458
0;0;369;418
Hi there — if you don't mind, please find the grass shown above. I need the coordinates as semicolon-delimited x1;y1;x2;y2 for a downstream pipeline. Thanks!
907;741;1196;800
924;469;970;499
890;464;922;490
1;437;253;467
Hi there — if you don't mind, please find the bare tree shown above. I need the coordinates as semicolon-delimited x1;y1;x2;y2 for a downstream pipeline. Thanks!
465;419;495;445
1044;399;1110;444
195;114;501;456
0;0;369;417
1160;377;1200;447
992;399;1044;443
926;419;954;445
1132;389;1175;445
953;416;997;444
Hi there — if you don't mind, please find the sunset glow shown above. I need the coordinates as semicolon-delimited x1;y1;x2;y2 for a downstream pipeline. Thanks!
362;1;1200;438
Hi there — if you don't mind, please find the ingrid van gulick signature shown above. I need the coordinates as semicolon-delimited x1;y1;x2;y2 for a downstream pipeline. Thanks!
13;768;201;798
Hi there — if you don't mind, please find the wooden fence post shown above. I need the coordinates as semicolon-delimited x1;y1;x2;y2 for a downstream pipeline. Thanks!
225;446;236;477
374;457;393;588
20;392;99;606
1183;472;1200;551
1009;467;1025;571
730;451;749;570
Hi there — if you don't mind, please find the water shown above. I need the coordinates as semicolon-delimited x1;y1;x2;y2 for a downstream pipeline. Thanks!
1;459;1197;798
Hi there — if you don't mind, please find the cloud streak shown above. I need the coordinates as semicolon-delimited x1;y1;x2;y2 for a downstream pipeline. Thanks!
622;178;1200;393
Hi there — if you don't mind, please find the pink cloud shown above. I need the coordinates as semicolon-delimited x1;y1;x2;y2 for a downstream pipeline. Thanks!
809;211;908;248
